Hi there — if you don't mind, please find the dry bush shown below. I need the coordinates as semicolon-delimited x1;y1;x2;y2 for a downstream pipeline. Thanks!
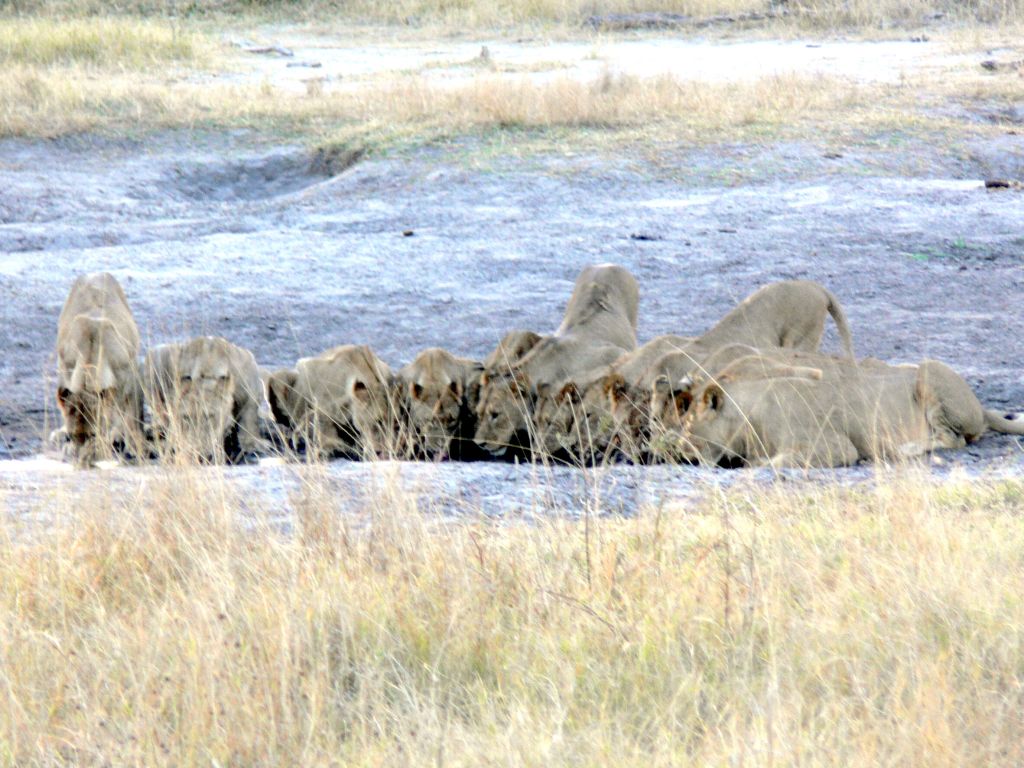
2;467;1024;765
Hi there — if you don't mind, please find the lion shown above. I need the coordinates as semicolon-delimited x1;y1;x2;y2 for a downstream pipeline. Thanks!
54;272;144;467
398;347;484;460
676;358;1024;468
474;264;639;458
698;280;856;360
531;372;613;464
482;329;544;373
646;349;828;462
597;334;698;459
531;334;697;463
144;336;265;463
267;345;401;459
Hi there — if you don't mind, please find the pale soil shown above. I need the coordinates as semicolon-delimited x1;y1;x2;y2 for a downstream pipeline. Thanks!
217;32;999;94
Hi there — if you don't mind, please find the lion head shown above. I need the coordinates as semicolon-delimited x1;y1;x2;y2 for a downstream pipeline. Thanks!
473;369;534;457
399;348;482;459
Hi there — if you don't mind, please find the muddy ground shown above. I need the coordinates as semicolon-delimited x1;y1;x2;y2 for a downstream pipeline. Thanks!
1;113;1022;514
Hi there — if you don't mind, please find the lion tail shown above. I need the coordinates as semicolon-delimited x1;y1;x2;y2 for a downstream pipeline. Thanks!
985;409;1024;435
823;288;856;362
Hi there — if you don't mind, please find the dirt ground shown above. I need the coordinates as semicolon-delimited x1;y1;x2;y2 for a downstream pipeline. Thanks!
1;33;1022;513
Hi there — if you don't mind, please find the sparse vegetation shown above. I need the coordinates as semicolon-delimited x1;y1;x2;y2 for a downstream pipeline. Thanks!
0;11;1020;147
0;51;937;146
0;18;208;67
1;0;1022;28
2;467;1023;765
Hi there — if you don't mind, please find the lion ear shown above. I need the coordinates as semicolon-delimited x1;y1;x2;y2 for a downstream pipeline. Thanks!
352;380;370;401
410;381;424;400
558;382;581;404
267;369;301;429
510;370;532;397
674;388;693;413
465;364;484;407
603;373;627;399
702;383;725;412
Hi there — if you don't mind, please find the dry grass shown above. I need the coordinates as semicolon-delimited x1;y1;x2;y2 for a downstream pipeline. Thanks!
2;0;1023;28
0;18;209;67
0;15;1020;145
0;60;886;143
2;467;1024;765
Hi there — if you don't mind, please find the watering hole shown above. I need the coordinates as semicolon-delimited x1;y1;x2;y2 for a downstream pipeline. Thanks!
0;32;1022;517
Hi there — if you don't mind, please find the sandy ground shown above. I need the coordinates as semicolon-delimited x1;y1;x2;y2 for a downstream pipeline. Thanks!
0;34;1022;517
221;34;990;94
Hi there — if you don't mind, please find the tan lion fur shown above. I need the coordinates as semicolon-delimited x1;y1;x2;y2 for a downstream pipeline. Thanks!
398;347;484;459
677;358;1023;468
697;280;856;360
55;272;144;467
474;264;639;457
144;336;265;462
482;330;544;374
271;345;400;459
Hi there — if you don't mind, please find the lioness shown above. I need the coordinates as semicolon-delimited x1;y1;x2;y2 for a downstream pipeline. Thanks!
144;336;265;463
532;334;697;463
698;280;856;360
398;347;484;460
677;359;1024;468
482;330;544;373
268;345;401;459
700;280;851;358
646;350;828;462
474;264;639;458
598;334;698;459
55;272;144;467
531;372;615;464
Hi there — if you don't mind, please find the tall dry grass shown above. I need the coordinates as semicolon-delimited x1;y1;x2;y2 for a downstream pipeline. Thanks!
0;18;208;67
0;62;876;141
2;467;1023;765
0;14;1018;142
1;0;1022;27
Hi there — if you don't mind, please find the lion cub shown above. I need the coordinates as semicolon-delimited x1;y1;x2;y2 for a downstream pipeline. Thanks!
144;336;265;463
54;272;145;467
